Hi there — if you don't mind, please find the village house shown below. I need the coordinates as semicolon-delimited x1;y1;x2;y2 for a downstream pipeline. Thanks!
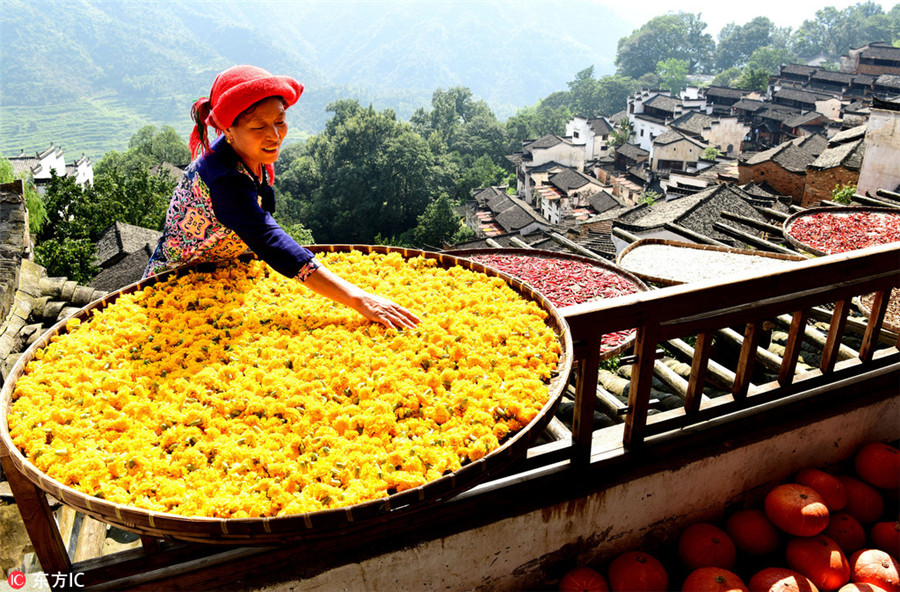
649;129;708;172
769;88;841;120
738;134;828;202
801;125;867;207
841;42;900;76
627;90;685;152
667;110;749;157
466;186;550;237
507;134;586;206
6;144;94;193
565;116;614;160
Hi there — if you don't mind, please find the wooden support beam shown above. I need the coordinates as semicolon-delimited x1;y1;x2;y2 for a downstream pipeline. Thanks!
664;223;729;246
712;222;799;255
807;306;898;345
775;313;857;362
549;232;607;261
652;359;690;400
757;207;789;222
666;337;736;392
684;332;713;413
720;211;785;236
509;236;533;249
717;327;785;374
485;238;503;248
610;227;641;245
852;194;900;209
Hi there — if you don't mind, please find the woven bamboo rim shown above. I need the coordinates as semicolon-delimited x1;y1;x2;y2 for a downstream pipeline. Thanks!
616;238;808;287
0;245;573;544
783;206;900;257
443;247;648;361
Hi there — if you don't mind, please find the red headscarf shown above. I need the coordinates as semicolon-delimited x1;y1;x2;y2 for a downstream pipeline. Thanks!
189;65;304;179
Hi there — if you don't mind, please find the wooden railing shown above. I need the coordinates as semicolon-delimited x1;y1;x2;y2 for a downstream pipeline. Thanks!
560;241;899;456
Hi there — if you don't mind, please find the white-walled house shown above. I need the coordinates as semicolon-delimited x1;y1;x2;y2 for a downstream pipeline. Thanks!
509;134;586;205
7;144;93;193
565;117;613;160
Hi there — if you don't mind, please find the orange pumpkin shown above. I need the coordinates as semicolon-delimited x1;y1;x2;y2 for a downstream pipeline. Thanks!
765;483;830;536
837;583;889;592
839;476;886;524
748;567;819;592
786;534;851;590
871;521;900;557
608;551;669;592
682;567;748;592
560;566;610;592
796;468;848;511
849;549;900;592
854;443;900;490
826;512;868;555
726;509;780;555
679;523;737;570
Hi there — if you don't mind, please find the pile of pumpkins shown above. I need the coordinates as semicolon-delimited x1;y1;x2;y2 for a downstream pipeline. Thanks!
557;440;899;592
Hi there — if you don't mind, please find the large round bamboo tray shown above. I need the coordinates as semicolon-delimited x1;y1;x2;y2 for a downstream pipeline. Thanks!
783;206;900;256
443;247;647;361
616;238;807;287
0;245;572;544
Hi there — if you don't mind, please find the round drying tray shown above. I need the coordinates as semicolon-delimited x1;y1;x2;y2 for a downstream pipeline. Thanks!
783;206;900;257
616;238;807;287
0;245;572;544
443;247;648;360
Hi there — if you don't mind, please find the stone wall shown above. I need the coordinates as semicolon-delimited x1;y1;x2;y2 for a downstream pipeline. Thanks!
0;181;107;386
801;167;861;207
738;162;806;203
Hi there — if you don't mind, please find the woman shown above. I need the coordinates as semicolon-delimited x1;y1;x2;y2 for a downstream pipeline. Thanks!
145;65;419;330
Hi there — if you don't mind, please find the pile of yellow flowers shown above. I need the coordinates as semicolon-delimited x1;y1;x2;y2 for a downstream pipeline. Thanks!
8;251;561;519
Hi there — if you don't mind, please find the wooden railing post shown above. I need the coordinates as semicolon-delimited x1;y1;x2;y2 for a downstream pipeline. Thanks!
778;309;810;385
571;336;601;463
623;323;660;448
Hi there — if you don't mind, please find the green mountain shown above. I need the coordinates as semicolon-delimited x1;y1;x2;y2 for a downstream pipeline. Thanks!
1;0;628;161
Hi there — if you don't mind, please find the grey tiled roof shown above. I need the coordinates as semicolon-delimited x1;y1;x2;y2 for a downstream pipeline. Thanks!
743;136;823;173
809;139;865;171
830;124;867;144
774;88;835;103
668;111;715;136
90;244;154;293
643;94;680;113
615;143;649;161
588;117;614;136
93;221;162;268
549;168;595;192
652;129;706;149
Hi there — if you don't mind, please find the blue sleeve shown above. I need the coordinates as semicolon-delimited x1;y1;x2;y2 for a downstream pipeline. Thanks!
208;173;319;280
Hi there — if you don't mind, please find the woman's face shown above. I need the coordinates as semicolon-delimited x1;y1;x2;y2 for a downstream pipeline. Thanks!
226;97;288;177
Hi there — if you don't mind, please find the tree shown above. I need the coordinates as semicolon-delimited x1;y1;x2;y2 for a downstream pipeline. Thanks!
733;67;770;93
616;12;713;78
95;124;191;177
715;17;778;70
792;2;897;59
411;194;470;248
656;58;690;97
711;67;743;88
701;147;722;161
606;118;634;149
745;46;796;74
279;100;450;245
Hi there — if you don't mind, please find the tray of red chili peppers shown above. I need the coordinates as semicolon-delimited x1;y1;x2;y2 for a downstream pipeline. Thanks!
443;248;648;360
783;206;900;256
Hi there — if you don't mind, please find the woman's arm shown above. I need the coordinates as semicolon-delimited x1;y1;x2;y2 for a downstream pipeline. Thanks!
302;265;421;330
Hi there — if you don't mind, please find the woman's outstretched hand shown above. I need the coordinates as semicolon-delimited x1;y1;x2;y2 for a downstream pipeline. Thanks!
353;292;421;330
301;265;421;329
